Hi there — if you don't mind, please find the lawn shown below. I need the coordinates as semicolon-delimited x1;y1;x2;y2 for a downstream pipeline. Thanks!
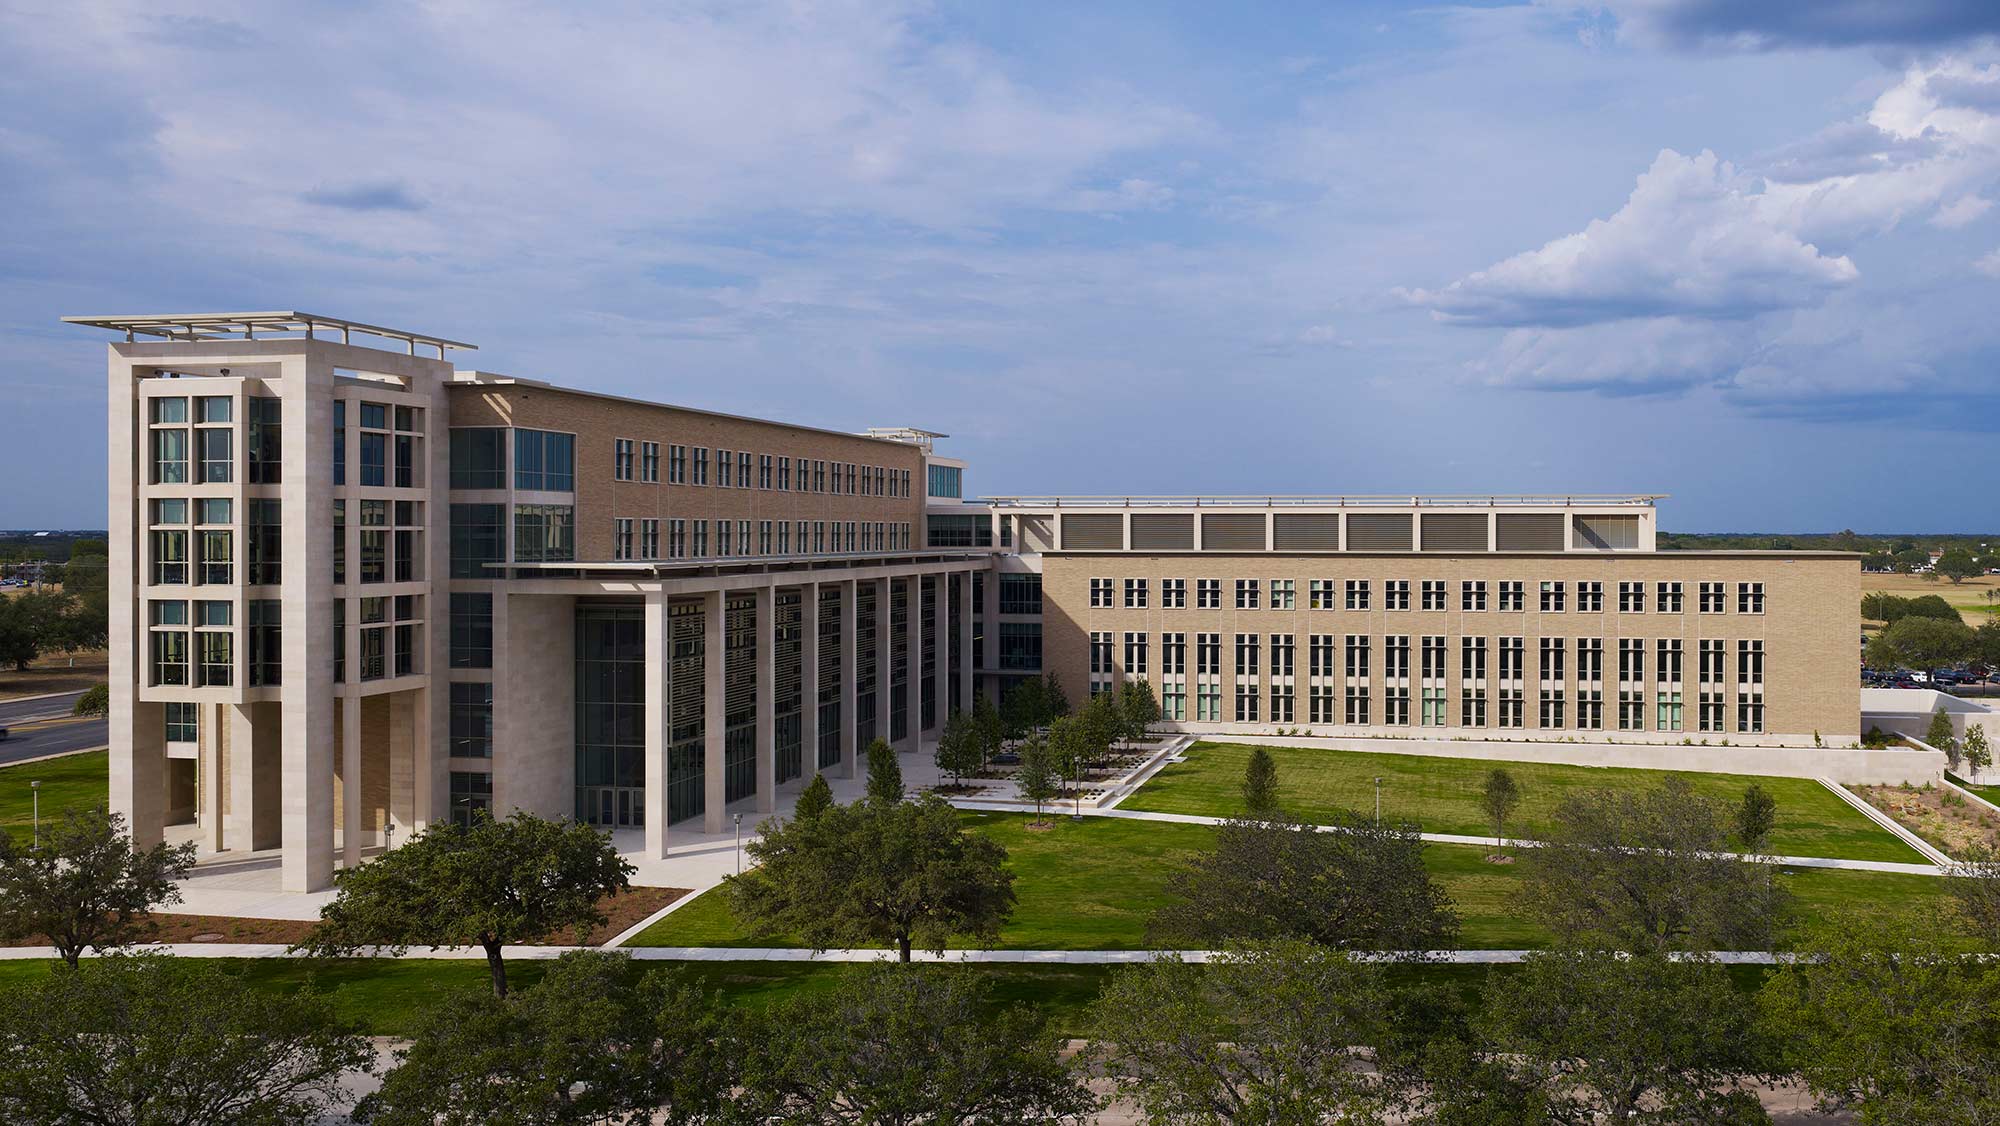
1861;571;2000;626
630;811;1960;952
1121;742;1922;864
0;749;107;841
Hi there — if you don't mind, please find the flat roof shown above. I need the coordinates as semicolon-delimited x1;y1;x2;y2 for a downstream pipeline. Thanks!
984;494;1665;508
63;311;475;355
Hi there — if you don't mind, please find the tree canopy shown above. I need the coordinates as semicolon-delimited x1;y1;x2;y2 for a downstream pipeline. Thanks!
0;806;196;966
864;737;904;804
299;812;634;997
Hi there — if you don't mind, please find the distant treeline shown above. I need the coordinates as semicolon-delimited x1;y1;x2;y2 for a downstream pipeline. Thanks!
0;532;111;565
1662;531;1998;574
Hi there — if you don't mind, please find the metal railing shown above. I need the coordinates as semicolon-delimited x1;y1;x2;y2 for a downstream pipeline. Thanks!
979;493;1664;509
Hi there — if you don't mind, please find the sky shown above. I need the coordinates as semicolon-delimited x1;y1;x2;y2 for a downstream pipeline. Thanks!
4;0;2000;533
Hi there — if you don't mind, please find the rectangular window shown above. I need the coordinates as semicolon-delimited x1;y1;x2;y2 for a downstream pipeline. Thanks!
714;449;732;488
1236;579;1260;610
1738;582;1765;614
641;519;660;559
394;433;416;488
1619;581;1645;613
198;530;232;585
450;428;507;489
1577;581;1603;613
197;427;233;484
1421;580;1446;611
614;518;634;560
1125;578;1148;608
614;438;635;481
1384;580;1409;611
151;397;188;424
1309;580;1333;610
1657;582;1683;614
641;441;660;483
1345;580;1369;611
1498;581;1524;612
1162;578;1186;609
151;530;188;585
247;396;282;485
1656;638;1684;732
1700;582;1725;613
1270;579;1294;610
1540;581;1565;613
670;444;688;484
1461;580;1487;611
1124;632;1149;675
758;454;773;489
197;395;231;423
450;771;493;829
450;682;495;758
514;505;575;563
164;701;198;743
151;427;188;485
151;629;189;686
357;431;385;488
450;592;493;669
449;504;506;579
199;630;233;687
1618;639;1646;731
1197;579;1221;609
514;429;575;492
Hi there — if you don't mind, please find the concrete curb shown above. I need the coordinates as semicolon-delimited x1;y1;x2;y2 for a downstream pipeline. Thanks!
604;889;708;949
1941;774;2000;824
1817;777;1955;867
0;688;91;707
0;744;110;768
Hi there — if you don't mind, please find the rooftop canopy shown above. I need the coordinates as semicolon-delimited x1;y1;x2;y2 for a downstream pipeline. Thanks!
62;311;475;357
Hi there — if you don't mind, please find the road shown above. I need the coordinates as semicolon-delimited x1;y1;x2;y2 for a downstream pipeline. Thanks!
0;690;107;767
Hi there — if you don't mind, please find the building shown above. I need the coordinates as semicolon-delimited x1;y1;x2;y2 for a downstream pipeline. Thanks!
78;311;1860;891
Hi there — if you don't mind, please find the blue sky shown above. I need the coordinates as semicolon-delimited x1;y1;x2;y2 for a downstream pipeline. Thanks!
4;0;2000;532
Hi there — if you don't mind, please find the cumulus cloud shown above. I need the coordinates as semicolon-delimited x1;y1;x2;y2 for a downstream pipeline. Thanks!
1597;0;2000;52
1401;150;1857;327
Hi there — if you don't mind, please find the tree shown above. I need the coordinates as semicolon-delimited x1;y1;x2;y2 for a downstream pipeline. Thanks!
1521;778;1789;954
1965;723;1993;776
1949;844;2000;945
1120;677;1159;747
1761;918;2000;1125
793;773;834;822
933;709;982;788
57;546;108;650
71;682;108;717
1868;615;1975;671
0;953;372;1126
1041;672;1071;719
726;794;1016;962
1090;941;1392;1124
0;806;196;967
1477;949;1772;1124
1242;746;1280;814
1149;812;1459;954
1734;783;1778;854
1044;714;1089;798
0;588;72;671
298;811;633;997
1928;705;1962;770
864;737;904;804
357;951;740;1126
1015;737;1059;824
969;692;1004;767
999;676;1048;739
1082;689;1121;765
1479;768;1521;849
1938;549;1983;584
738;963;1095;1123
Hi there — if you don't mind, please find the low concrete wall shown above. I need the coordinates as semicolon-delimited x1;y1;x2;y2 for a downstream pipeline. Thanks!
1160;721;1854;751
1185;733;1945;786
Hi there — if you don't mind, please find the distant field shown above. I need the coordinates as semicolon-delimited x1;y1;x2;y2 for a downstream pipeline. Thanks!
0;646;107;700
1861;571;2000;626
1122;742;1923;863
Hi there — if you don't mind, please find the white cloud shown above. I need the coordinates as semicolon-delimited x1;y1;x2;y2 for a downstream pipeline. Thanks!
1932;194;1993;226
1975;247;2000;276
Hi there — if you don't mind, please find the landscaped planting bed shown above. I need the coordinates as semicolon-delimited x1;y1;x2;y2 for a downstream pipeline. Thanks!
1856;782;2000;860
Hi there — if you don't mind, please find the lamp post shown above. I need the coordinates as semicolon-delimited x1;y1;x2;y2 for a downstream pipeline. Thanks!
733;812;743;876
1373;777;1382;827
30;780;41;846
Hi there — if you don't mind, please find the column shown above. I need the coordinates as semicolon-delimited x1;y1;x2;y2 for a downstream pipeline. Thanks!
201;702;224;853
341;693;361;870
703;589;726;834
281;353;333;892
904;575;921;753
930;574;949;732
801;581;821;780
411;683;435;835
841;579;859;778
642;590;671;858
958;568;974;716
106;353;164;848
874;577;893;755
754;585;777;814
227;702;279;851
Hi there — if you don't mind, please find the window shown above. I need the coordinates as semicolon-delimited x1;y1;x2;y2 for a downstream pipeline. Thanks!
777;456;790;490
451;771;494;828
333;401;346;486
1384;580;1409;611
1618;581;1645;613
1383;636;1410;726
928;464;963;498
1699;640;1727;733
1461;636;1488;727
357;429;386;488
450;683;494;758
1343;635;1370;725
1738;582;1765;614
1270;579;1294;610
1699;582;1726;613
1577;581;1602;613
669;444;687;484
197;427;233;484
450;504;505;579
450;428;506;489
1498;581;1524;612
151;427;188;485
668;519;687;558
1657;582;1683;614
198;530;232;585
714;450;732;489
514;429;575;491
1124;632;1149;675
1618;639;1646;731
1421;580;1446;611
360;402;387;430
1309;580;1334;610
640;519;659;559
1497;637;1525;728
248;396;282;484
614;438;634;481
197;395;231;423
164;702;198;743
151;530;188;585
739;451;752;488
1000;574;1043;616
151;397;188;424
1656;638;1684;732
151;629;188;686
199;630;233;687
1235;579;1259;610
1576;637;1603;730
1539;581;1565;613
1345;580;1369;611
1125;578;1148;608
394;432;418;488
638;441;659;483
614;518;634;560
152;498;186;525
1162;578;1186;608
1197;579;1221;609
1235;633;1260;677
450;593;493;668
514;505;575;563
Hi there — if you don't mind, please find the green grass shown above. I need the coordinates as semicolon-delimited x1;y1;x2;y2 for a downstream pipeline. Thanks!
631;812;1961;952
0;749;107;841
1122;742;1922;863
1949;774;2000;807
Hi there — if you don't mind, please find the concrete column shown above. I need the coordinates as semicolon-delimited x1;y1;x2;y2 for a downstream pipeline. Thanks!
341;693;362;870
389;691;414;839
904;576;921;753
841;580;859;778
801;581;821;780
411;683;435;834
754;585;776;814
106;349;164;848
642;590;671;858
281;352;334;893
981;565;1001;704
227;702;280;851
201;702;224;853
931;574;949;731
958;568;974;716
703;589;726;834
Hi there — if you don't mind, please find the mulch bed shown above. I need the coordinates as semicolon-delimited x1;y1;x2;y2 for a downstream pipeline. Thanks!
1857;784;2000;859
1;886;689;950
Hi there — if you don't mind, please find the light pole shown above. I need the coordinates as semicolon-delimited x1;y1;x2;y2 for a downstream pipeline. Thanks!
733;812;743;876
30;780;41;846
1373;777;1382;827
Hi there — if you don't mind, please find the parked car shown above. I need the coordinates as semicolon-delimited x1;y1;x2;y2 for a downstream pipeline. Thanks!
989;751;1022;766
0;726;10;742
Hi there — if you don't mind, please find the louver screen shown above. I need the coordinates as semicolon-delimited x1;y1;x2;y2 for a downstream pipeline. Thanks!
1131;514;1195;551
1201;513;1266;550
1273;514;1341;551
1496;514;1566;551
1060;514;1124;550
1347;513;1414;552
1420;513;1488;552
1574;514;1640;550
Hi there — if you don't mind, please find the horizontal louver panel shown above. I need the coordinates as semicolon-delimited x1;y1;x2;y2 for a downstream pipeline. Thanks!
1495;513;1565;551
1420;513;1488;552
1573;514;1639;550
1201;513;1266;550
1273;514;1340;551
1061;513;1124;550
1346;513;1413;552
1131;514;1195;551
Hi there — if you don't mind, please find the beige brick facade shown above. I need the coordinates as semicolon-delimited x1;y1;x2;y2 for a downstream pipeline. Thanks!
1040;551;1858;744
